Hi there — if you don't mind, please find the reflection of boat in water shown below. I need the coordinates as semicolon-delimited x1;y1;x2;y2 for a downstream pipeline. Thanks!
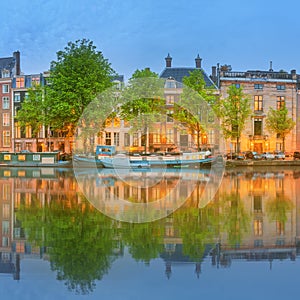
73;145;216;169
95;167;211;187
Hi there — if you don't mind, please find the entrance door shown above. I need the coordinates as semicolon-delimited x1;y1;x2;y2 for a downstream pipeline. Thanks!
254;143;262;153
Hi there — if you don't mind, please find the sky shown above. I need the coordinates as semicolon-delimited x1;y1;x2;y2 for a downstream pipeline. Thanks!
0;0;299;80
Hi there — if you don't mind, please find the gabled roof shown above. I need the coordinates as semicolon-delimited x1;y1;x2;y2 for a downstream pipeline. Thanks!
160;67;216;88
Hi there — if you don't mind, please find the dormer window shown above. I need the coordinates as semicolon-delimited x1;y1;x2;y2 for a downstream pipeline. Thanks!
1;69;10;78
165;77;176;88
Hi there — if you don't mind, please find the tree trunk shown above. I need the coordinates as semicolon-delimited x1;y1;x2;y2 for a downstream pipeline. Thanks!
236;136;240;153
282;136;285;152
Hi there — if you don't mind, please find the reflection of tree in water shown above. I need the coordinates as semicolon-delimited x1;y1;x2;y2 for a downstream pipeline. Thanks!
17;194;118;295
217;192;250;247
173;203;219;262
266;193;294;225
121;221;164;264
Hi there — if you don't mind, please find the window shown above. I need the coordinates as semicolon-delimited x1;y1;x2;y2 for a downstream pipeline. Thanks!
2;84;9;93
105;132;111;145
277;85;286;91
277;96;285;109
2;97;9;109
167;110;173;122
254;118;262;135
253;196;262;212
166;129;173;144
153;132;161;143
276;221;285;235
166;95;174;105
16;77;25;88
3;131;10;147
31;76;40;85
1;70;10;78
165;79;176;88
14;93;21;102
114;132;120;146
254;84;263;90
2;113;10;126
133;133;139;146
2;221;9;235
254;96;263;111
254;219;263;236
124;133;130;146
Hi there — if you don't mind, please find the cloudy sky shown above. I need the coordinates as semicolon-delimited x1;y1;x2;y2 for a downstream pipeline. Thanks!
0;0;299;79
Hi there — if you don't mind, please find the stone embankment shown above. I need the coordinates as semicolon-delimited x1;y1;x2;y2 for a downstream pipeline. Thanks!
225;159;300;168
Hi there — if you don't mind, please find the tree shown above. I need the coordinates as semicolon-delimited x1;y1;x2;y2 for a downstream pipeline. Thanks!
119;68;165;153
265;105;295;152
174;70;217;151
46;39;115;137
16;84;46;151
215;85;251;153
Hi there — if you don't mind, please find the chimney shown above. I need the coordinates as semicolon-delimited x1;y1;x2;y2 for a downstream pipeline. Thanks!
212;66;217;77
165;53;172;68
13;51;21;75
195;54;202;68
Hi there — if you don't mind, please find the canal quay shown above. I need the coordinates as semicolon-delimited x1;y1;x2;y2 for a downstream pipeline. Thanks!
0;162;300;300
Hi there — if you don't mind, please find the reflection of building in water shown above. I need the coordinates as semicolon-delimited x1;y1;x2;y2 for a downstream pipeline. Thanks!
0;176;20;279
1;167;300;279
160;168;300;276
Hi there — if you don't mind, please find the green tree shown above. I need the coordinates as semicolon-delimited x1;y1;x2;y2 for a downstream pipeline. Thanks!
46;39;115;137
215;85;251;153
174;70;217;151
16;83;46;151
265;105;295;152
119;68;165;153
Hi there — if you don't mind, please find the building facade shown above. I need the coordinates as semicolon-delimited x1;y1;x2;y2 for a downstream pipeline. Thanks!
0;51;21;152
217;64;298;153
98;55;218;154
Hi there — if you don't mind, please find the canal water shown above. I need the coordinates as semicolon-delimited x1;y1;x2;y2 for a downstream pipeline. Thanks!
0;166;300;299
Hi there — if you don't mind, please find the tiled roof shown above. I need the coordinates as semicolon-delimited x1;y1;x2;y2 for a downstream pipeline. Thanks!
160;67;216;88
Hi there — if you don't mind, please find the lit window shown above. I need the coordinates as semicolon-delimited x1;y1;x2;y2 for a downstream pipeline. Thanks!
16;77;25;88
277;96;285;109
254;95;263;111
133;133;139;146
2;84;9;93
166;95;174;105
3;131;10;147
2;113;10;126
2;97;9;109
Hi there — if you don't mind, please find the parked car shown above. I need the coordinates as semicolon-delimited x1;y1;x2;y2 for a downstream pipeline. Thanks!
274;151;285;160
252;152;263;160
261;152;275;160
293;151;300;160
226;152;244;160
244;151;254;159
